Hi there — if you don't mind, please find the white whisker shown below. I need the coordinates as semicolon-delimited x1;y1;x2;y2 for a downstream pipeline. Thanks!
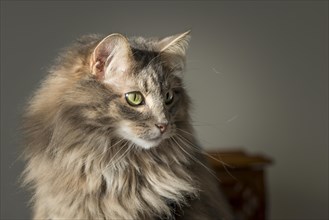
175;131;236;180
95;138;123;162
171;136;221;182
108;142;133;170
175;132;232;167
176;128;194;136
104;140;129;170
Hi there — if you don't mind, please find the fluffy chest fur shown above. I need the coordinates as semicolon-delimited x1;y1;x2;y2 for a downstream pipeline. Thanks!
25;138;198;219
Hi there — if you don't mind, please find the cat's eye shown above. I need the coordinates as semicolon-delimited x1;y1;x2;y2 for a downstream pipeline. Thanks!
125;91;145;106
165;90;174;105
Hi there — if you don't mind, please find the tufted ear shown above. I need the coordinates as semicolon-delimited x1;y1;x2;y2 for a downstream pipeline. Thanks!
90;34;133;81
158;30;191;56
157;31;191;74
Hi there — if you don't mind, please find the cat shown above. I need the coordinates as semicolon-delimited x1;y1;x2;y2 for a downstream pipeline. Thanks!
22;31;233;220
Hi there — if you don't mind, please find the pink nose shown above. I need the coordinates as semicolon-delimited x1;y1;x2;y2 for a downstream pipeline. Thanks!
155;123;168;133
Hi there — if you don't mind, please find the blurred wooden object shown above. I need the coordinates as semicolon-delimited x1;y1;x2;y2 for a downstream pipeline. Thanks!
206;150;272;220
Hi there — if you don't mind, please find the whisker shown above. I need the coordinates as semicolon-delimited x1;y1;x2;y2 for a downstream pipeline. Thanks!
171;136;221;182
176;128;194;136
101;138;125;157
107;142;133;170
92;138;125;165
70;135;107;171
175;132;236;180
104;140;129;170
175;131;232;167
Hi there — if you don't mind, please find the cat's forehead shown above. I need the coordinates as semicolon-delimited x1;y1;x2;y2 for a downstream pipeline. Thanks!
135;65;169;93
128;44;171;93
105;56;170;94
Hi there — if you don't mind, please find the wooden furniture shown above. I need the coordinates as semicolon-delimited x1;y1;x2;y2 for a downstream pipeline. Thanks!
206;150;272;220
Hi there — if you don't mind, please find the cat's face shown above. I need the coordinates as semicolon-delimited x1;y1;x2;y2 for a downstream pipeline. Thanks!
89;32;190;149
111;65;185;149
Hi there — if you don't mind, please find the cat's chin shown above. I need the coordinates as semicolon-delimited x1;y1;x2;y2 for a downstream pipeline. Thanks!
129;137;163;149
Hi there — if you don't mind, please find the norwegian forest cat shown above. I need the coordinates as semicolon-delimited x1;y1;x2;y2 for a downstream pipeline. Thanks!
22;31;233;220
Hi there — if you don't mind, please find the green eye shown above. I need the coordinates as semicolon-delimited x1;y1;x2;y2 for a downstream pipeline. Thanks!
125;91;144;106
165;90;174;105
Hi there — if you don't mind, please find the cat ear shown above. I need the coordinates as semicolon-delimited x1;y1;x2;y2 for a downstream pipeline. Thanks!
90;34;133;80
158;30;191;56
158;31;191;74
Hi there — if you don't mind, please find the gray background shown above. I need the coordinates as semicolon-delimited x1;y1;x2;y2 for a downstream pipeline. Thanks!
1;1;328;219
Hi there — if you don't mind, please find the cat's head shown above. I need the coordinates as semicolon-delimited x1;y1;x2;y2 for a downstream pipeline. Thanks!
88;32;191;149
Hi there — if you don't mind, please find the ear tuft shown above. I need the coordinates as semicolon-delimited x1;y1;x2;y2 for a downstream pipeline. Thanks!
157;31;191;74
90;34;132;80
158;30;191;56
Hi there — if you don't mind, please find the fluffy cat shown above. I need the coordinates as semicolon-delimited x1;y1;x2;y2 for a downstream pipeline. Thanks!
22;31;232;220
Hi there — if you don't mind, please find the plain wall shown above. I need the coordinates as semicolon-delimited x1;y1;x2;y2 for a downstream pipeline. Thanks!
1;1;328;219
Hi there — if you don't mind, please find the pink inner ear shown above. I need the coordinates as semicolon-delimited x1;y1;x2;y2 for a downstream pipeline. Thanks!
93;48;112;78
91;34;133;81
95;50;115;79
91;49;108;79
94;61;105;80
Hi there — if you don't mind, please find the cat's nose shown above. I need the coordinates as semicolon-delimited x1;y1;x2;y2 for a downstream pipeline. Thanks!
155;123;168;134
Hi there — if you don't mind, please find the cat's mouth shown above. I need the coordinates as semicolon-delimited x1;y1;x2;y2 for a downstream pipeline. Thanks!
146;136;162;142
116;121;175;149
